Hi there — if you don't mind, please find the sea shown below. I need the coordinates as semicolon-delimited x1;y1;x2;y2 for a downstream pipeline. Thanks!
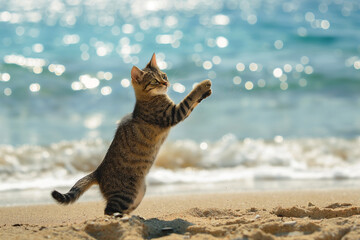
1;0;360;206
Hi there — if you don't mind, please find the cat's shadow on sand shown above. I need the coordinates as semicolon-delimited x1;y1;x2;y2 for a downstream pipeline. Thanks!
85;216;193;239
144;218;193;239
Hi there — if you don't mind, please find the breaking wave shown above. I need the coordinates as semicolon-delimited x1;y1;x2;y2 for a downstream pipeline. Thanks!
1;134;360;191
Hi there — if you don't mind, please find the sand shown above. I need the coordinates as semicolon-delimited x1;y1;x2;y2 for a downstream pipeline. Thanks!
1;189;360;239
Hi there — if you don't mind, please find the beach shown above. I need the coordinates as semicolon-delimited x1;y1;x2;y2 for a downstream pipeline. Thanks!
1;189;360;239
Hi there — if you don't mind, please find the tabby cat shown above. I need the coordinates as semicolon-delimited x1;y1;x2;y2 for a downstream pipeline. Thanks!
51;53;212;216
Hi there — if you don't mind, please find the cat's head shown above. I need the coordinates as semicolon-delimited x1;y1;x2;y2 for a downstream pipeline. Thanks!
131;53;170;98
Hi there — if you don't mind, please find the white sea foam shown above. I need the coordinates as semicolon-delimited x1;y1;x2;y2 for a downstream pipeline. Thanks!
1;134;360;191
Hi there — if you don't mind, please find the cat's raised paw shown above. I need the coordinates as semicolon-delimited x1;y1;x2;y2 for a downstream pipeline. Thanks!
196;79;212;94
198;89;212;102
203;89;212;98
200;79;212;88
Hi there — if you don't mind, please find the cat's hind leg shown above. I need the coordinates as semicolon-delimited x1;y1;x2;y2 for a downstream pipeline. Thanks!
104;191;135;216
104;181;146;216
127;181;146;213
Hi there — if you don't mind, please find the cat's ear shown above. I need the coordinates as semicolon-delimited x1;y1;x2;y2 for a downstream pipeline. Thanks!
131;66;144;84
146;53;158;69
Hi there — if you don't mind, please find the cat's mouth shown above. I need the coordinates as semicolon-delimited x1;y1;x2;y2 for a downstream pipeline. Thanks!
161;82;170;87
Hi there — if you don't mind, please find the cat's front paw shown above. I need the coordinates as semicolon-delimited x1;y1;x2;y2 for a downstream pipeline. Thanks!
196;79;212;102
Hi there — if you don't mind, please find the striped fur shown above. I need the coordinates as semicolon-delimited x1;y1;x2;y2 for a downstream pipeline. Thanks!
51;53;212;216
51;172;97;204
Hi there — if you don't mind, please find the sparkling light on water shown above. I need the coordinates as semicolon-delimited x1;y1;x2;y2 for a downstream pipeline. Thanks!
249;63;258;72
304;66;314;74
297;27;307;37
236;62;245;72
274;40;283;50
32;43;44;53
32;66;43;74
71;81;83;91
156;34;174;44
0;11;11;22
212;56;221;65
4;55;46;68
121;78;130;88
172;83;185;93
216;36;228;48
273;68;283;78
97;71;105;79
158;60;168;70
79;75;100;89
15;26;24;36
295;64;304;72
299;78;307;87
274;135;284;143
321;20;330;29
354;61;360;70
233;76;241;85
96;46;108;57
200;142;208;150
0;72;10;82
98;71;113;80
305;12;315;22
81;52;90;61
301;56;309;65
279;73;287;81
48;64;66;76
104;72;113;80
207;38;216;47
280;82;288;90
63;34;80;45
29;83;40;92
84;114;103;129
203;61;213;70
165;16;178;28
283;64;292;73
257;79;266;87
247;14;257;25
101;86;112;96
122;24;134;34
4;88;12;96
244;81;254;90
211;14;230;25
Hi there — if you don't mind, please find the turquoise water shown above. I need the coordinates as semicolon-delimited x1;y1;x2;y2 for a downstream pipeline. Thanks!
0;0;360;200
0;0;359;145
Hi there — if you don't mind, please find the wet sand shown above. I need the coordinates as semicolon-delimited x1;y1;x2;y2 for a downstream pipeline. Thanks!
1;189;360;239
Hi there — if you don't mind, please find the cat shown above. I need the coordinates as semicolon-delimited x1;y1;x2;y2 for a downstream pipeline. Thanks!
51;53;212;216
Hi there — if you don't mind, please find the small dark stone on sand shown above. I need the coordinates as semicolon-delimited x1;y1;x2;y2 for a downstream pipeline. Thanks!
12;224;22;227
325;203;352;209
249;207;257;212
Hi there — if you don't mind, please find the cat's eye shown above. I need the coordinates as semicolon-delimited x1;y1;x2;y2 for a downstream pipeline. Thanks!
162;74;167;80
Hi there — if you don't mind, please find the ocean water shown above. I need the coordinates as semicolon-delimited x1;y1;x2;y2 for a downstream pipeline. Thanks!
1;0;360;205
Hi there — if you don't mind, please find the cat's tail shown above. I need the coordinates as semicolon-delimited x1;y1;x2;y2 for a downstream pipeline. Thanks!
51;172;97;205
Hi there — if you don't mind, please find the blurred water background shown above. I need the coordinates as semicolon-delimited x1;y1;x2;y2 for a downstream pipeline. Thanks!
1;0;360;205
